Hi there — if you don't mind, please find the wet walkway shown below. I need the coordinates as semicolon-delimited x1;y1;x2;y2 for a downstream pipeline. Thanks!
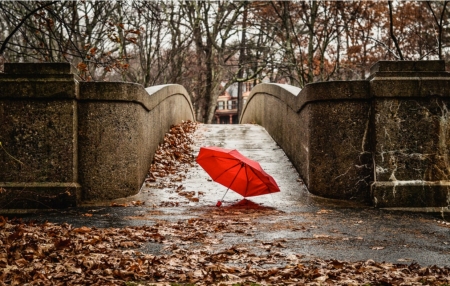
18;124;450;267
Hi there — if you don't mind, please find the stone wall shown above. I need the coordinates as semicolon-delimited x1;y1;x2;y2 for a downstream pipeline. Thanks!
0;63;195;209
241;60;450;208
369;61;450;208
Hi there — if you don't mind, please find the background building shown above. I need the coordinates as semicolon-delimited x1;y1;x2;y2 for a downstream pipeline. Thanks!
214;81;255;124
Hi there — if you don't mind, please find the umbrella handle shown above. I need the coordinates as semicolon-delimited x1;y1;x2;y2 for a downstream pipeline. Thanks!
220;188;230;201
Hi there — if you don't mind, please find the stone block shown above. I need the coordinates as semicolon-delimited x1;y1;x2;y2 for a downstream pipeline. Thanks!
308;100;372;200
0;63;79;209
370;60;445;73
0;100;78;183
0;183;79;209
4;62;76;75
371;181;450;208
372;98;450;182
369;60;450;207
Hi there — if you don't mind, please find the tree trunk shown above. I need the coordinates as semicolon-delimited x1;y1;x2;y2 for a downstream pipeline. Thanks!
388;1;404;60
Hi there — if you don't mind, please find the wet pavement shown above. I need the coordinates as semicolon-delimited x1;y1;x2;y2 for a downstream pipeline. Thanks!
5;124;450;267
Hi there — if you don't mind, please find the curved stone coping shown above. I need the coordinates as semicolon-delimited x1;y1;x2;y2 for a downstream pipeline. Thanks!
145;84;194;115
241;81;369;120
79;82;194;115
240;83;299;121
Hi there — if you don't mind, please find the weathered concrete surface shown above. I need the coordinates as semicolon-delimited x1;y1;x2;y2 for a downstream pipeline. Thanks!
240;81;373;203
78;82;195;202
369;61;450;208
9;124;450;267
241;60;450;208
0;63;195;208
0;63;80;208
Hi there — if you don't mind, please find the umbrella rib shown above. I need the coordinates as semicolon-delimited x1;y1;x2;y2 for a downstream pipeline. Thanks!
209;159;242;181
221;163;244;201
245;165;274;195
243;164;250;197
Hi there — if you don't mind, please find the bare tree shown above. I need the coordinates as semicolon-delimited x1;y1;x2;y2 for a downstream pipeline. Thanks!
1;0;448;103
426;1;449;60
182;1;246;123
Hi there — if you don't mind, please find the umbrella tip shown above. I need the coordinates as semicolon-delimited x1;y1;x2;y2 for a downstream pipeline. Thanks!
216;201;222;207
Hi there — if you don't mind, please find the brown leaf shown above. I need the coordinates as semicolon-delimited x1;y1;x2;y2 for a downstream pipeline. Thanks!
73;226;91;233
0;216;6;227
54;238;71;250
14;258;28;267
120;241;136;248
313;234;330;239
7;227;24;242
111;202;128;207
130;200;145;206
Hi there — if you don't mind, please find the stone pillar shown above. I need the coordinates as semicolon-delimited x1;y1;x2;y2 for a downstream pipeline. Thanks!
0;63;81;209
369;61;450;207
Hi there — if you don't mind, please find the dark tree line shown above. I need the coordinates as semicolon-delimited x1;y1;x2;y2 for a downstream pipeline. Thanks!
1;1;448;123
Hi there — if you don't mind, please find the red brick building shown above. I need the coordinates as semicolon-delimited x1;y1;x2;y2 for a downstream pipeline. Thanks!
214;81;254;124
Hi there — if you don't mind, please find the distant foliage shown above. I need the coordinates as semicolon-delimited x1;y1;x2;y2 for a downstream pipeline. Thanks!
0;1;448;122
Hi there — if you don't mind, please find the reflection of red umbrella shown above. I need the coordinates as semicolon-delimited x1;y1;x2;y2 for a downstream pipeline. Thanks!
196;146;280;206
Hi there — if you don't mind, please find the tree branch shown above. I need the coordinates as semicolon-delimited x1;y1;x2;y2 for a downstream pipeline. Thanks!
0;1;58;57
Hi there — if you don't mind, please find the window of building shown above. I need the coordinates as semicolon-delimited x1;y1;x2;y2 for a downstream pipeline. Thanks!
217;101;225;110
227;100;237;110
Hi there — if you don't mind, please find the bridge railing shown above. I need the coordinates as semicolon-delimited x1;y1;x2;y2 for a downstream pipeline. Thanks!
0;63;195;209
241;60;450;208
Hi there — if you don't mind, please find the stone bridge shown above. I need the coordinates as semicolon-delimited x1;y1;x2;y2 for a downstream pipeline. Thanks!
1;61;450;210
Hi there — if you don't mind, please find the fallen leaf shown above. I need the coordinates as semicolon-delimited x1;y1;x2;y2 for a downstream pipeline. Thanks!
73;226;91;233
131;200;145;206
15;258;28;267
0;216;6;227
111;202;128;207
313;234;330;239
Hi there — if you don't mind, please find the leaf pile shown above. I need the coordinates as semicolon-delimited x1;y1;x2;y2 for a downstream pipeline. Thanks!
145;120;197;187
1;216;449;286
0;217;162;285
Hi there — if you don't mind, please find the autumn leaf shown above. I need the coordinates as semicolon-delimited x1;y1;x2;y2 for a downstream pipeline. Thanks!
54;238;71;250
77;62;88;72
130;200;145;206
73;226;91;233
0;216;6;227
111;202;128;207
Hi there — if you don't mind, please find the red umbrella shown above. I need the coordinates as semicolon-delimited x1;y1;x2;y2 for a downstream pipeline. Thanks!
196;146;280;206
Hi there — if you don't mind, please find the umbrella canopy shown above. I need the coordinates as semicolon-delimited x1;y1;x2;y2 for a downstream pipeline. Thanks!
196;146;280;198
